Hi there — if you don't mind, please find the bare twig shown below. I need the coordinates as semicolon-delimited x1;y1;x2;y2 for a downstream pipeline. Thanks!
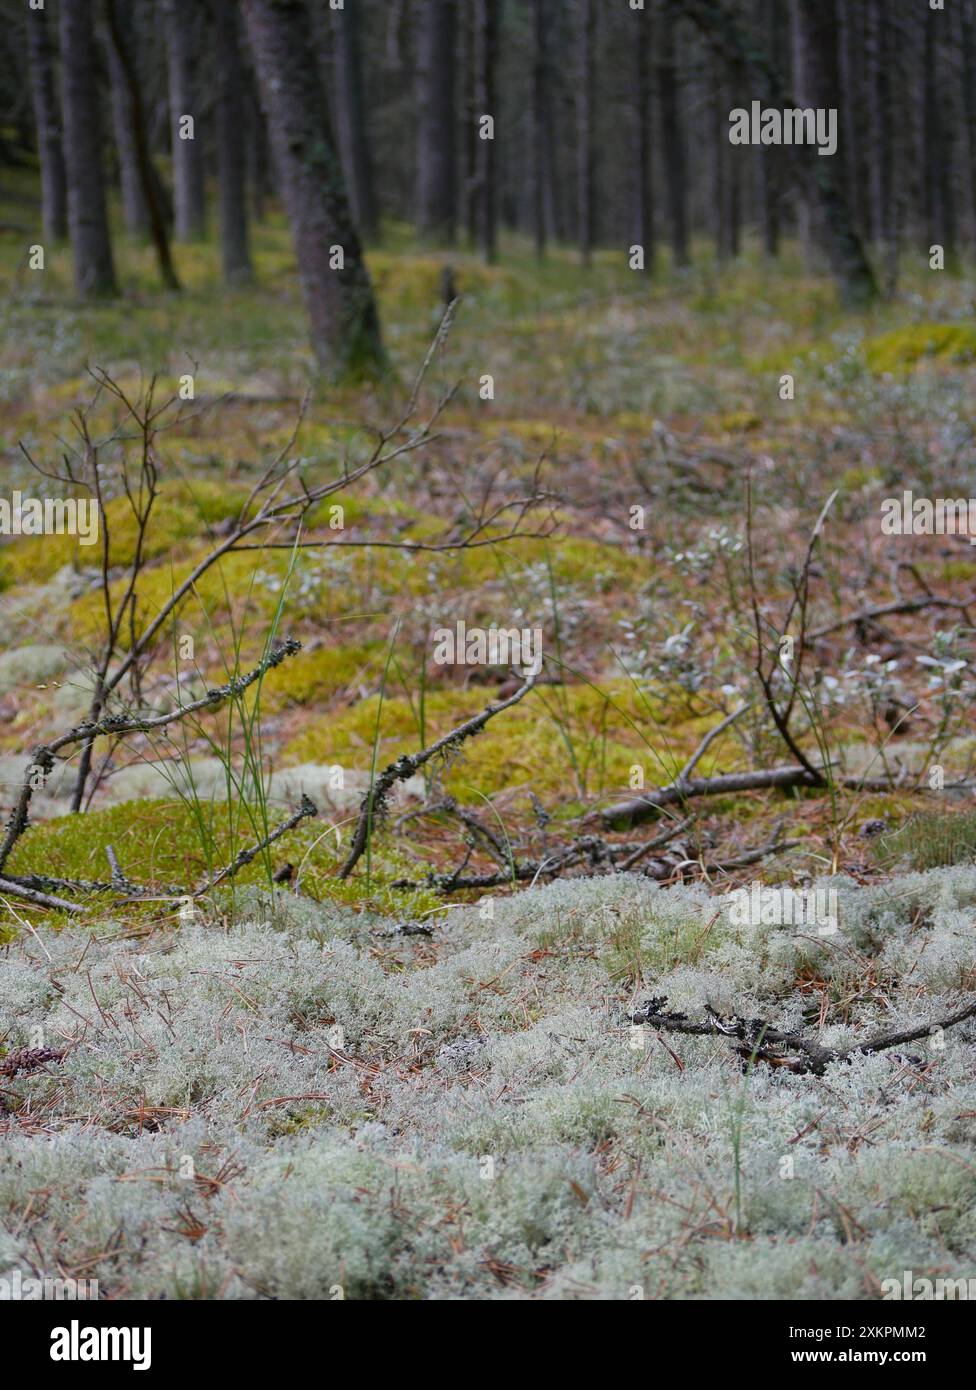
0;640;303;874
195;795;318;894
338;675;538;880
629;994;976;1076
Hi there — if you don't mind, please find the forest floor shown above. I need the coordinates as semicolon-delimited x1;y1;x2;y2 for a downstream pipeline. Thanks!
2;169;976;1297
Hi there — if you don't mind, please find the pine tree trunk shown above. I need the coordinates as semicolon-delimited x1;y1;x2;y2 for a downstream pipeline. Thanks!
103;0;181;291
632;1;655;272
25;3;68;243
658;13;689;268
576;0;595;268
961;0;976;247
753;0;781;257
710;55;729;263
531;0;558;257
332;0;379;243
104;7;149;238
681;0;876;305
240;0;385;378
924;4;956;264
416;0;456;244
60;0;117;297
164;0;206;241
212;0;254;283
474;0;499;263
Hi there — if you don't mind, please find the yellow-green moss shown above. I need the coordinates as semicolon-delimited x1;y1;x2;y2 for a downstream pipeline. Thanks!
282;682;732;801
0;480;245;592
863;323;976;374
5;797;439;918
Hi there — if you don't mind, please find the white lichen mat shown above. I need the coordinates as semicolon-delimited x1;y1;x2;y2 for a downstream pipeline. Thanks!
2;867;975;1300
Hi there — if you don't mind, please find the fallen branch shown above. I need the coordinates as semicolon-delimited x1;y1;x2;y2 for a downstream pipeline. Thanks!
0;877;85;915
602;763;976;831
338;675;537;880
628;995;976;1076
390;822;791;893
195;795;318;894
810;591;976;641
601;764;821;830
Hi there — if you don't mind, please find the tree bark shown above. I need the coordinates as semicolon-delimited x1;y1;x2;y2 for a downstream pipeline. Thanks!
474;0;499;263
962;0;976;248
103;3;149;238
710;53;729;263
332;0;379;243
632;1;655;271
25;2;68;243
103;0;181;291
924;3;956;264
163;0;207;241
532;0;557;258
240;0;385;378
576;0;595;267
753;0;781;258
658;11;689;268
416;0;456;244
791;0;877;304
60;0;117;297
212;0;254;283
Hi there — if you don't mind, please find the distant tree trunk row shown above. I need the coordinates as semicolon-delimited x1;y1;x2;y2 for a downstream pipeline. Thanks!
12;0;976;365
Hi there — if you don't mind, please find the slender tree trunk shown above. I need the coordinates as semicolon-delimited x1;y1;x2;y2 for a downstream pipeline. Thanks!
531;0;553;258
240;0;385;378
576;0;595;268
163;0;206;241
658;12;689;268
212;0;254;283
961;0;976;248
474;0;499;263
710;54;729;263
632;1;655;272
332;0;379;243
924;4;956;265
837;1;864;237
416;0;456;243
25;3;68;243
789;0;817;268
60;0;117;297
459;3;477;245
104;7;149;238
103;0;180;290
753;0;781;257
867;0;897;289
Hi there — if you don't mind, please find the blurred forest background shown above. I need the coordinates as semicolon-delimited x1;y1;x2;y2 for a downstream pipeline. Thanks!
2;0;973;354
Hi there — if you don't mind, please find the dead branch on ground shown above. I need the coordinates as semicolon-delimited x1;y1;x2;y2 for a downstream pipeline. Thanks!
628;995;976;1076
